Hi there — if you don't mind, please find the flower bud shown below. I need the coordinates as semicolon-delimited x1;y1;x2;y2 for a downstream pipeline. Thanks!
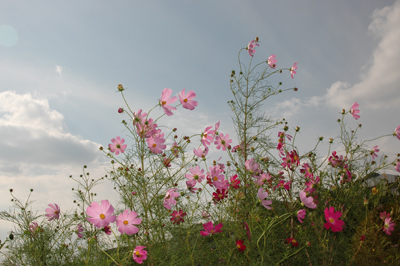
337;119;341;122
294;87;298;91
329;138;333;143
118;108;123;113
319;136;324;141
342;109;345;114
117;84;124;91
295;126;300;132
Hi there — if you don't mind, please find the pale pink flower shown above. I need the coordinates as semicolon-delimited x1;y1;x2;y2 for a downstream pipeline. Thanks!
290;62;298;79
214;121;220;132
29;222;39;233
116;209;141;235
255;172;272;186
214;133;232;151
185;166;205;183
159;88;177;116
214;179;230;190
395;125;400;140
178;89;198;110
86;200;117;228
133;109;147;126
297;209;306;223
133;246;147;264
257;188;272;209
245;159;261;176
383;217;395;235
201;126;215;147
396;160;400;172
200;221;223;236
380;211;390;220
186;179;198;193
103;225;111;235
267;54;277;68
202;210;211;220
45;203;60;221
108;136;127;155
299;190;317;209
371;145;379;159
163;188;179;210
324;207;345;232
77;223;84;238
146;135;166;154
350;102;360;120
247;40;259;57
136;118;158;138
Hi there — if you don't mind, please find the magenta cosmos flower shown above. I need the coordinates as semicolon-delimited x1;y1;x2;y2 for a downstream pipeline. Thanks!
116;209;141;235
267;54;277;68
214;133;232;151
86;200;117;228
257;188;272;209
170;209;187;225
163;188;179;210
350;102;360;120
299;190;317;209
236;239;246;252
395;125;400;140
324;207;345;232
200;221;223;236
108;136;127;155
45;203;60;221
395;160;400;172
247;40;259;57
383;217;395;235
290;62;298;79
159;88;177;116
133;246;147;264
297;209;306;223
178;89;198;110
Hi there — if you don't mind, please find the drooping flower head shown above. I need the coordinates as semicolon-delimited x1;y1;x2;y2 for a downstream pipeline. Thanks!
76;223;84;238
202;210;211;220
178;89;198;110
267;54;277;68
297;209;306;223
170;209;187;225
396;160;400;172
350;102;360;120
200;221;223;236
257;188;272;209
299;190;317;209
103;225;112;235
159;88;177;116
45;203;60;221
383;217;395;235
395;125;400;140
371;145;379;159
247;39;259;57
116;209;141;235
324;207;345;232
163;188;179;210
244;222;251;241
108;136;127;155
86;200;117;228
290;62;298;79
186;179;198;193
133;246;147;264
236;239;247;252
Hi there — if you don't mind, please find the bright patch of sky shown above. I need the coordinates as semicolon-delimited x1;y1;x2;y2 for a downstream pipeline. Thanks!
1;0;399;243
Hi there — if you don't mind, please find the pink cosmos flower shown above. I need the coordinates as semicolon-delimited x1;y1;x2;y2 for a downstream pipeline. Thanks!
185;166;205;183
108;136;127;155
186;179;198;193
202;210;211;220
371;145;379;159
170;209;187;225
160;88;177;116
86;200;117;228
257;188;272;209
305;176;320;194
230;174;241;189
201;126;215;147
133;246;147;264
324;207;345;232
380;211;390;220
297;209;306;223
200;221;223;236
178;89;198;110
103;225;111;235
383;217;395;235
45;203;60;221
77;223;84;238
245;159;261;176
116;209;141;235
255;172;272;186
350;102;360;120
236;239;246;252
396;161;400;172
29;222;39;233
274;180;292;191
267;54;277;68
300;163;314;179
290;62;298;79
136;118;158;139
395;125;400;140
163;188;179;210
299;190;317;209
133;109;147;126
146;135;166;154
244;222;251;241
247;40;259;57
214;133;232;151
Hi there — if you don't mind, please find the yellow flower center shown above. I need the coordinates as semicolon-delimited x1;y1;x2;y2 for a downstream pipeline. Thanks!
204;134;207;138
329;218;334;223
135;251;141;256
184;99;188;103
100;214;105;219
124;220;128;225
213;176;218;181
237;244;241;248
54;211;59;214
161;101;166;105
152;143;157;147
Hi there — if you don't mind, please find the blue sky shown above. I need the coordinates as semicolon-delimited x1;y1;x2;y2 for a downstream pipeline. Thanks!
1;0;400;242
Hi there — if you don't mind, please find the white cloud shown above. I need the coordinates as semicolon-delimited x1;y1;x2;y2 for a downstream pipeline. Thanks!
55;65;62;76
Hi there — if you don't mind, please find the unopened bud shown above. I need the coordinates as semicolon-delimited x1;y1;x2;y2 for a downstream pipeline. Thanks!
342;109;345;114
118;108;123;113
295;126;300;132
319;136;324;141
294;87;298;91
329;138;333;143
117;84;124;91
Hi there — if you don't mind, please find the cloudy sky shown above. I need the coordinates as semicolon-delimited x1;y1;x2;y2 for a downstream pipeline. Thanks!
1;0;400;241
